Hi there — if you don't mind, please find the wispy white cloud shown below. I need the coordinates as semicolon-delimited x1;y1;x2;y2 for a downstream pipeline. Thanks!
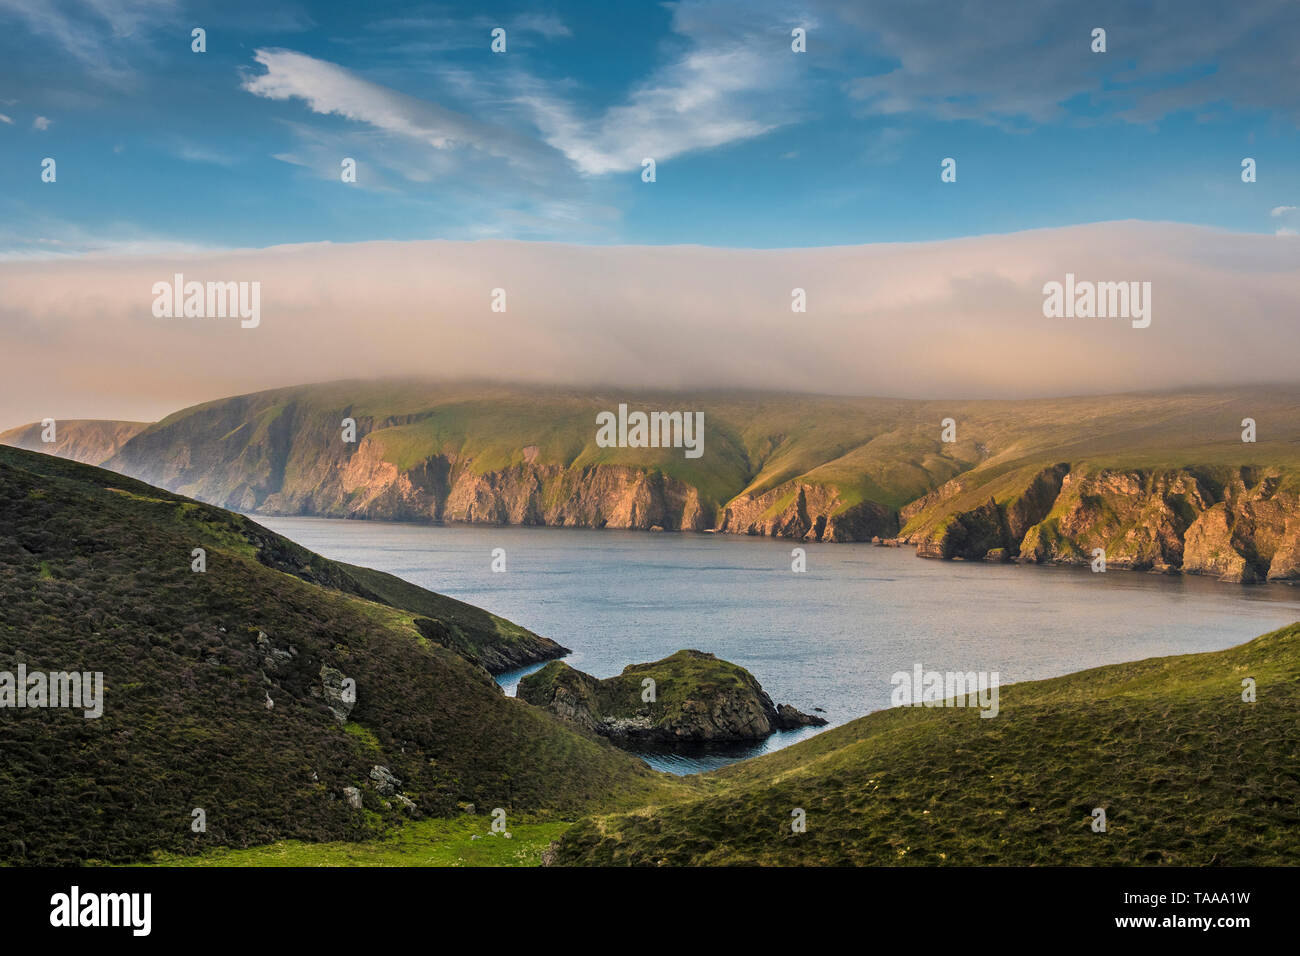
0;224;213;261
518;0;807;174
0;114;12;124
863;126;909;165
1271;206;1297;217
0;0;175;86
520;47;788;175
171;140;236;166
32;115;50;130
242;49;549;168
240;61;620;240
832;0;1300;128
355;10;571;52
512;13;571;39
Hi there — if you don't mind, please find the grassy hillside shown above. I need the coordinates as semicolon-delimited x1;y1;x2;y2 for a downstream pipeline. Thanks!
0;444;565;675
11;381;1300;575
5;441;1293;868
0;445;678;865
553;623;1300;866
78;381;1300;552
130;816;570;867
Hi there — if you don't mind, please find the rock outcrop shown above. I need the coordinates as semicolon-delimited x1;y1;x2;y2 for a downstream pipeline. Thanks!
368;765;401;796
318;664;355;724
517;650;827;744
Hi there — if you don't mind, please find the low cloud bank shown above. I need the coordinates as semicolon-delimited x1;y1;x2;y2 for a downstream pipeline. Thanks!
0;221;1296;426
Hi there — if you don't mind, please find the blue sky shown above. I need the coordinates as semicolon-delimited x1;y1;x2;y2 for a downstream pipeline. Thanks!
2;0;1299;255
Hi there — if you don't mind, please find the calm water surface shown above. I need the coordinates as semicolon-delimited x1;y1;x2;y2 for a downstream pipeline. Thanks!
257;517;1300;774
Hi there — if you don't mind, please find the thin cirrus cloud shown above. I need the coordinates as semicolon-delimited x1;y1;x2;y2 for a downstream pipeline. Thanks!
242;2;807;181
172;140;237;166
356;11;571;51
833;0;1300;126
518;45;793;175
0;0;175;87
241;48;556;171
517;0;807;175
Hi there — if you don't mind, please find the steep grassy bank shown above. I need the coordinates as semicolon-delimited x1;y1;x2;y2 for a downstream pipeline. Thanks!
0;446;679;865
552;624;1300;866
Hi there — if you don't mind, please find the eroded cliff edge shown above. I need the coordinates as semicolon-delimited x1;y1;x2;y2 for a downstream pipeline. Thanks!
10;382;1300;585
898;463;1300;583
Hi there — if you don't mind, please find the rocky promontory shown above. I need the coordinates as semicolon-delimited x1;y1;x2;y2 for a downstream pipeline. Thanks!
517;650;826;744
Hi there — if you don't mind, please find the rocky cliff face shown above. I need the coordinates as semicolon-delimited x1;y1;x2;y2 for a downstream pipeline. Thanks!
903;464;1069;560
103;401;718;532
518;650;827;744
288;451;713;532
719;481;897;541
1018;469;1210;572
13;383;1300;586
1182;472;1300;583
902;464;1300;583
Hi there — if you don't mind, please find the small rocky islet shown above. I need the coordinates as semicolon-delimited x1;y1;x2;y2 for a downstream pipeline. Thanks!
517;649;826;744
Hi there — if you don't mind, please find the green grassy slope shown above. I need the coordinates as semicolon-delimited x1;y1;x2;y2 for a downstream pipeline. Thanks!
0;446;678;865
91;380;1300;527
552;624;1300;866
129;816;570;868
896;388;1300;528
1;445;565;675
